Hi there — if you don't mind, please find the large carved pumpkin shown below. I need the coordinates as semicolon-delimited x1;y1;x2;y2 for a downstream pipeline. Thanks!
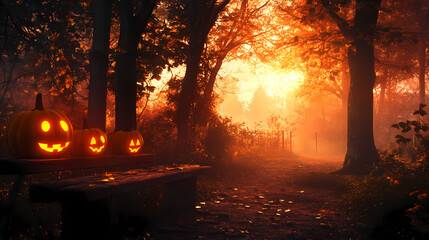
6;93;73;158
108;130;143;155
69;119;107;157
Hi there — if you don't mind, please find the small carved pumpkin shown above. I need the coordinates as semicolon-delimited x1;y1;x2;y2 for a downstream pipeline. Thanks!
69;119;107;157
6;93;73;158
108;130;143;155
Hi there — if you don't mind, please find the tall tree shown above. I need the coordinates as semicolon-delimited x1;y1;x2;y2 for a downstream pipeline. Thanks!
115;0;157;131
410;0;429;104
196;0;271;126
320;0;382;174
176;0;230;150
88;0;112;131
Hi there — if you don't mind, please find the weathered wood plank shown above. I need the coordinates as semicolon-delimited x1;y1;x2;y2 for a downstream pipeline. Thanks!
32;165;211;202
30;175;102;202
0;154;155;175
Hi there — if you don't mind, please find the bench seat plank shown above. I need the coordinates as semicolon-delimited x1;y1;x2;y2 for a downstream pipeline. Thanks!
30;175;103;202
0;154;155;175
30;165;211;202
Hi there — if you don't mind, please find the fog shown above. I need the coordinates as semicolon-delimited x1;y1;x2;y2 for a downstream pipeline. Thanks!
219;76;425;159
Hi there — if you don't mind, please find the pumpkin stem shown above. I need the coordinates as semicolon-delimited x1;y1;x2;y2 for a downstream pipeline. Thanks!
34;93;44;110
83;117;88;129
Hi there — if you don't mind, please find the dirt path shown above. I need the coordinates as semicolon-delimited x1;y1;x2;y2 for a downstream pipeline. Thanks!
149;155;371;239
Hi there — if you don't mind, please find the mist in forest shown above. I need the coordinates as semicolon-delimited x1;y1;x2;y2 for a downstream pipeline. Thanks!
218;73;425;159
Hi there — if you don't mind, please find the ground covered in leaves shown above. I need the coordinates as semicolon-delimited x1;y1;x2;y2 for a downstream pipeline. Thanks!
147;155;371;239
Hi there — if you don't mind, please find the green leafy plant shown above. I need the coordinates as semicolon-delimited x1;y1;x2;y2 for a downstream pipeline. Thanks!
392;103;428;144
392;104;429;173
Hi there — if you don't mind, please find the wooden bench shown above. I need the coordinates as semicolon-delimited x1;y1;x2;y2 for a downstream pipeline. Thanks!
0;154;210;239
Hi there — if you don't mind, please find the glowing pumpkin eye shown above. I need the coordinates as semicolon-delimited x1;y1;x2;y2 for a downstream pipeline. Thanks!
100;136;105;143
90;137;96;145
130;140;135;146
60;120;69;132
136;139;140;146
41;121;51;132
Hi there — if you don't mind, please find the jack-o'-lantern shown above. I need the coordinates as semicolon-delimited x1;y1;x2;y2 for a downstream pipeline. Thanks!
108;130;143;155
69;119;107;157
6;93;73;158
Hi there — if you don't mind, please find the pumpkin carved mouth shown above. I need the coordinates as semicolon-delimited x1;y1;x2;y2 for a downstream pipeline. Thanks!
38;142;70;153
129;139;141;153
129;147;140;153
89;145;105;153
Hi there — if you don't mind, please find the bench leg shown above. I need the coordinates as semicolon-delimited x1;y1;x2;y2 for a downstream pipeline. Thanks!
0;175;24;240
61;199;111;240
163;177;197;213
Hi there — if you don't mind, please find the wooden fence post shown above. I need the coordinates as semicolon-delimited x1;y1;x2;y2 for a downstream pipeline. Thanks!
315;132;318;153
282;130;285;152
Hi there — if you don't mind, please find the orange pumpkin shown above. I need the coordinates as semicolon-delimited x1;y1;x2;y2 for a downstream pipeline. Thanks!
108;130;143;155
6;93;73;158
69;119;107;157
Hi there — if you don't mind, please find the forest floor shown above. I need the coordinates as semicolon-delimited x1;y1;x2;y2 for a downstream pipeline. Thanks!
147;154;371;239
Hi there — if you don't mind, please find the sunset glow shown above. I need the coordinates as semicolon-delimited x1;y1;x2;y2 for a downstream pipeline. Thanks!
223;61;305;106
258;68;305;106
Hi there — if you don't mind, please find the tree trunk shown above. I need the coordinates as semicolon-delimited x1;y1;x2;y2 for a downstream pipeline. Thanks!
340;62;350;115
334;0;381;174
196;54;227;126
176;40;205;147
176;0;230;150
88;0;112;131
340;40;379;174
115;0;156;132
418;35;426;104
115;0;138;131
